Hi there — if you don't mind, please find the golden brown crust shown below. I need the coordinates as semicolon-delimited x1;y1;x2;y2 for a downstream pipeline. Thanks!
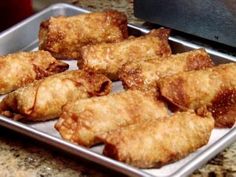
0;71;111;121
159;63;236;128
0;50;68;94
206;89;236;128
78;28;171;80
55;90;168;147
104;10;128;39
186;49;214;70
99;111;214;168
39;10;128;60
148;28;171;40
119;66;143;90
119;49;213;93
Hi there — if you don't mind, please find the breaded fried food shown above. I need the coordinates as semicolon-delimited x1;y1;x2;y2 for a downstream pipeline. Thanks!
78;28;171;80
39;10;128;60
0;50;68;94
99;111;214;168
159;63;236;128
0;71;111;121
119;49;214;93
55;90;168;147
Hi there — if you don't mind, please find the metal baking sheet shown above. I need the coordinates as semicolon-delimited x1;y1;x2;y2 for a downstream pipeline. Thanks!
0;3;235;177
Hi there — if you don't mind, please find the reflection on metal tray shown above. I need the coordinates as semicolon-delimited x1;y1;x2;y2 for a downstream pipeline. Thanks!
0;3;235;177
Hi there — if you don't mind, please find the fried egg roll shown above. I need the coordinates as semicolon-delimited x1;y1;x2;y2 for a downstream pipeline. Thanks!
99;111;214;168
0;50;68;94
39;10;128;60
119;49;214;93
0;71;111;121
78;28;171;80
159;63;236;128
55;90;168;147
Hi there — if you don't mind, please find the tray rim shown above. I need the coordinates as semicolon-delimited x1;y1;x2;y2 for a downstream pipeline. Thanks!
0;3;235;177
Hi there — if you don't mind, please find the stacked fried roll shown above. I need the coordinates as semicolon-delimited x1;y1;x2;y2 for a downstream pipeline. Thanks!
99;111;214;168
119;49;214;93
39;10;128;59
100;112;214;168
0;50;68;94
0;71;111;121
159;63;236;128
78;28;171;80
55;90;168;147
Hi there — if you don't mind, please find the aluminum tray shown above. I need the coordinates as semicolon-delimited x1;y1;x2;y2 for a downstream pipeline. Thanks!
0;3;235;177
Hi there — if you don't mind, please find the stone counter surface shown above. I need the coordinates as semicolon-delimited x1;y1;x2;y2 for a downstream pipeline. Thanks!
0;0;235;176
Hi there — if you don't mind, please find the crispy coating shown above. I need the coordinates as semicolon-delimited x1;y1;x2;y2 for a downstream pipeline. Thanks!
39;10;128;60
55;90;168;147
99;111;214;168
159;63;236;128
119;49;214;93
0;71;111;121
78;28;171;80
0;50;68;94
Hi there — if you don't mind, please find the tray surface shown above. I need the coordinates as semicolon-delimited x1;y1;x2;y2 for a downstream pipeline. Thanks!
0;3;235;177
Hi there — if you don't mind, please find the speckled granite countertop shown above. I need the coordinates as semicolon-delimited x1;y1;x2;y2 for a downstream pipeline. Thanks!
0;0;235;177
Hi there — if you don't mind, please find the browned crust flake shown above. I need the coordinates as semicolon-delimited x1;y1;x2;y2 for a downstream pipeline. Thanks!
207;88;236;128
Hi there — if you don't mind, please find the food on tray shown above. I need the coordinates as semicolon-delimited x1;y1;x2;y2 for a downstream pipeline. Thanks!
0;70;111;121
159;63;236;128
0;50;68;94
119;49;214;93
39;10;128;60
1;3;234;172
55;90;168;147
78;28;171;80
99;111;214;168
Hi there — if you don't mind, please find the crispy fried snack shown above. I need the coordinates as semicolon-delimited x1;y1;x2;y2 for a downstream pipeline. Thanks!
119;49;214;93
159;63;236;128
55;90;168;147
39;10;128;60
99;111;214;168
0;50;68;94
0;71;111;121
78;28;171;80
